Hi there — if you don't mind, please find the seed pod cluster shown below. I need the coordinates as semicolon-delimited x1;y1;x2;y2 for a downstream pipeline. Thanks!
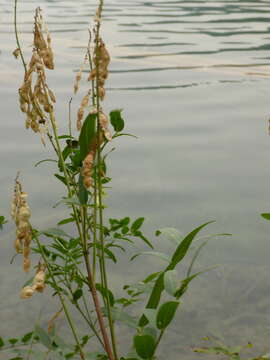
82;150;95;189
98;111;112;141
81;122;106;190
89;38;110;101
20;264;46;299
18;7;55;144
11;176;32;272
77;90;90;131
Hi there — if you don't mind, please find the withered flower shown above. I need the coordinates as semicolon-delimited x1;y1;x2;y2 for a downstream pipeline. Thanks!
11;175;32;272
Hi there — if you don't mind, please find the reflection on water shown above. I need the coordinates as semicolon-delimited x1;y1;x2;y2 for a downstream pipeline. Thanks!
1;0;270;358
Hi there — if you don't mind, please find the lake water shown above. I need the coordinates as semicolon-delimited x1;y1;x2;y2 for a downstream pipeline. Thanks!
1;0;270;359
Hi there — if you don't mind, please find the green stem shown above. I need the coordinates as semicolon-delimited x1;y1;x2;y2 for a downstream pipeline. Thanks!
87;33;98;282
94;9;118;358
14;0;27;74
153;330;165;356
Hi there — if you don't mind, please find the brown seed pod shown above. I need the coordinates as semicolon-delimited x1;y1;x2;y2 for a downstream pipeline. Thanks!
20;286;35;299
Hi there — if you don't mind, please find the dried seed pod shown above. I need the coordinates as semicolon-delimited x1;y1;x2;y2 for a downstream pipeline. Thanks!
23;246;31;258
88;68;96;81
43;103;53;113
48;308;62;333
48;89;56;103
82;151;95;189
18;206;31;220
13;48;20;59
23;257;31;272
74;68;82;94
33;271;46;292
15;238;22;253
11;176;33;272
98;86;105;100
20;286;35;299
99;112;112;141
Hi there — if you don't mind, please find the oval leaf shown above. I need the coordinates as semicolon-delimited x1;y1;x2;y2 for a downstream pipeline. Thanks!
110;110;125;132
133;334;155;359
143;309;157;327
261;213;270;220
131;217;144;233
79;113;97;161
164;270;179;296
73;288;83;302
156;301;179;330
131;251;170;263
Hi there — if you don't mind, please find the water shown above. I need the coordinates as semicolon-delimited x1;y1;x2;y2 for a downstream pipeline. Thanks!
1;0;270;358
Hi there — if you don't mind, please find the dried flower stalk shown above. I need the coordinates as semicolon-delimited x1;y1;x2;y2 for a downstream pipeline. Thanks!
11;174;32;272
17;7;55;145
20;264;46;299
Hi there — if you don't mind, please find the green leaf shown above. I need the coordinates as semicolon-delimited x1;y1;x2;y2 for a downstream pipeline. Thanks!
143;272;162;284
8;338;19;345
164;270;179;296
109;110;125;132
0;337;4;347
58;135;73;139
143;309;157;327
261;213;270;220
62;145;72;161
54;173;67;185
139;221;213;327
131;217;144;233
41;228;70;238
79;113;96;161
73;288;83;301
156;301;179;330
143;327;158;340
155;227;183;245
96;283;115;306
34;325;53;349
131;251;170;263
0;216;7;230
78;174;88;205
71;149;82;168
133;334;155;359
104;247;117;263
170;221;214;270
57;217;74;225
61;195;82;207
174;267;216;299
120;217;130;225
135;231;153;249
21;332;33;343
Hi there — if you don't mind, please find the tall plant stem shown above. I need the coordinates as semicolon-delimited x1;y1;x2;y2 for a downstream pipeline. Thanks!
83;250;115;360
94;4;118;357
34;234;85;360
87;32;98;282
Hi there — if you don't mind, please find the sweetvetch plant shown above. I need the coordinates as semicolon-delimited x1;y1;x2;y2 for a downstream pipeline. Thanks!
0;1;229;359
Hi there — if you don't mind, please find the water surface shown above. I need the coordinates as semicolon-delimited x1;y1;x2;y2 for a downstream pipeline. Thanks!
1;1;270;359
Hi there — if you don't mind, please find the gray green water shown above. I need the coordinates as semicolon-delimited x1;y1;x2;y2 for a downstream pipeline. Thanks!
1;0;270;358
